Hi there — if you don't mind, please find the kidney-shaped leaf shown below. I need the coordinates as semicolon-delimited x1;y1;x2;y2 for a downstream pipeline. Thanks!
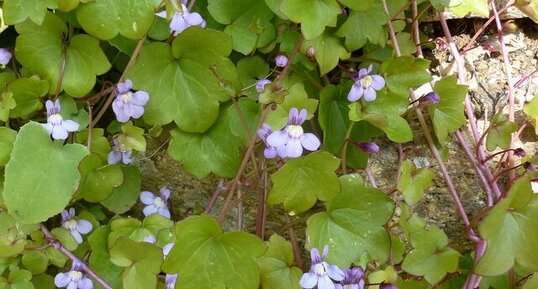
268;151;341;215
15;12;111;97
306;174;394;268
3;122;88;223
257;234;302;289
77;0;159;40
128;27;239;132
162;214;266;289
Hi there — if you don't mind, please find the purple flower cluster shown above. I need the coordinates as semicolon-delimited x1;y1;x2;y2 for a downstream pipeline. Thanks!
155;3;206;36
112;80;149;123
140;187;171;219
42;100;80;140
300;246;369;289
60;208;92;244
258;108;320;159
54;261;93;289
348;65;385;102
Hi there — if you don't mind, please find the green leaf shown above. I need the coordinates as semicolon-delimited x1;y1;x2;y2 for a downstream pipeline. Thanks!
449;0;489;17
523;95;538;134
0;92;16;121
162;215;266;289
430;76;468;143
401;224;460;284
3;0;57;25
523;274;538;289
257;234;302;289
21;252;48;274
268;151;340;215
380;56;432;96
349;91;413;143
337;0;375;10
7;77;49;118
74;128;111;162
76;154;124;202
306;174;395;268
397;160;435;206
7;269;34;289
485;113;518;151
476;177;538;276
515;0;538;23
15;12;111;97
128;27;239;132
227;97;261;145
265;83;318;130
237;56;270;99
168;107;242;179
110;237;163;289
31;274;56;289
304;31;350;75
336;3;388;51
119;121;146;152
76;0;159;40
208;0;276;54
0;128;17;166
109;214;173;243
88;226;124;289
59;95;89;131
101;166;142;214
51;228;78;251
3;122;88;223
0;212;27;257
280;0;341;39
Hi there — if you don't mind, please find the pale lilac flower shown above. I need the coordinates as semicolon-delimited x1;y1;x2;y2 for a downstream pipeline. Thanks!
60;208;92;244
266;108;320;158
42;100;80;140
335;268;365;289
54;261;93;289
140;187;171;219
112;80;149;123
165;274;178;289
275;54;289;68
300;246;344;289
256;79;271;93
0;48;12;66
354;141;379;154
348;65;385;102
107;136;133;165
257;123;278;159
155;4;206;36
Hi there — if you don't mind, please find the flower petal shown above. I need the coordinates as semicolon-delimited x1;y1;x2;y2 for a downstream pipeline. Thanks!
370;75;385;90
116;80;132;94
363;87;377;102
288;107;299;125
322;245;329;259
300;133;320;151
327;264;345;281
318;275;335;289
159;208;171;219
170;12;188;35
155;11;167;18
76;220;92;234
276;145;287;158
163;243;174;257
347;83;363;102
264;147;277;159
79;277;93;289
184;11;204;26
297;108;307;125
122;151;133;164
62;120;80;132
311;247;322;264
266;130;288;147
108;151;121;165
140;191;156;205
45;100;54;115
70;230;83;244
143;205;158;216
54;273;71;287
160;187;171;200
130;105;145;119
66;280;77;289
299;272;318;289
132;91;150;106
285;138;303;158
52;125;68;140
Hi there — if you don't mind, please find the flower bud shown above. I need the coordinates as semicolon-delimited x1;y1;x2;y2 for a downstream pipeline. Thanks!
0;48;12;66
514;148;526;157
275;54;289;68
306;46;315;58
354;141;380;154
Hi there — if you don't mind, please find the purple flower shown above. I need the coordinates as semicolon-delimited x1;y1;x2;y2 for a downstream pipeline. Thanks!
140;187;171;219
165;274;178;289
54;261;93;289
0;48;12;66
348;65;385;102
257;123;278;159
60;208;92;244
107;136;133;165
335;268;365;289
300;246;344;289
354;141;379;154
256;79;271;93
112;80;149;123
155;4;206;36
275;54;289;68
420;92;440;104
266;108;320;158
42;100;80;140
